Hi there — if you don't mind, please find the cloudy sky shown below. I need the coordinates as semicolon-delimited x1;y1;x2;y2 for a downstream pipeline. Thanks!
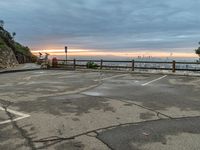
1;0;200;57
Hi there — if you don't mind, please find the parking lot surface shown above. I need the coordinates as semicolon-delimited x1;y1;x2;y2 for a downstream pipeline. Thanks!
0;70;200;150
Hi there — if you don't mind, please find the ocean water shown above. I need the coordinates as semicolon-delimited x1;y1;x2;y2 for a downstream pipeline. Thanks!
50;55;199;62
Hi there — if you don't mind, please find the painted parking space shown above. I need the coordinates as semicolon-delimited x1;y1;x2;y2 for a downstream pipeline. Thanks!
0;106;30;125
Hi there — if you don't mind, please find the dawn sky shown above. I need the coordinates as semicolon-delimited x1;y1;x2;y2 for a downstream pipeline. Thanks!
1;0;200;57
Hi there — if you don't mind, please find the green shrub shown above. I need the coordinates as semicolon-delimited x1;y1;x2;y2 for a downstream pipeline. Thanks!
0;39;7;49
195;48;200;56
86;61;98;69
14;42;31;55
0;38;5;45
0;44;7;49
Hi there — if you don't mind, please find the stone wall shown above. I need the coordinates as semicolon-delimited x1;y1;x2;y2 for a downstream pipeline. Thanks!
0;46;18;69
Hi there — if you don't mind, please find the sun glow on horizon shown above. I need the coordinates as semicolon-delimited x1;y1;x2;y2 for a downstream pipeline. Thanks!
31;49;197;58
31;49;91;53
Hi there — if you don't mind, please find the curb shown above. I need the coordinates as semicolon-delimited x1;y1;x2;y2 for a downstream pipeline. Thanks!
0;68;42;74
75;68;200;77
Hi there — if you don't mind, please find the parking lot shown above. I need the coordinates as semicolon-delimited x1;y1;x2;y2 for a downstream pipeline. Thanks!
0;70;200;150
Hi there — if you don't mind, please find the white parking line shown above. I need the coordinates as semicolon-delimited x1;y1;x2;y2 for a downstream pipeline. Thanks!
94;74;129;81
0;107;30;125
141;75;167;86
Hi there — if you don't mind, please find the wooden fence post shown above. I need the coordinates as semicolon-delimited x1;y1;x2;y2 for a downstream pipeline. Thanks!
100;59;103;69
172;60;176;73
132;60;135;71
73;59;76;70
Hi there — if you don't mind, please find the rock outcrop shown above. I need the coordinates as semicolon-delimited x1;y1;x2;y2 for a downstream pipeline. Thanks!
0;38;18;68
0;25;35;69
0;26;18;68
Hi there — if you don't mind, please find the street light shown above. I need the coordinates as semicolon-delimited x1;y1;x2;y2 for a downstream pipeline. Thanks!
65;46;68;65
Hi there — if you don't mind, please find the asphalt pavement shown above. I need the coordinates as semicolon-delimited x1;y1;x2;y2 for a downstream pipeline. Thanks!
0;70;200;150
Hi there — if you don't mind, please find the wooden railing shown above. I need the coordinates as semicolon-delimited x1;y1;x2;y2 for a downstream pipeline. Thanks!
54;59;200;72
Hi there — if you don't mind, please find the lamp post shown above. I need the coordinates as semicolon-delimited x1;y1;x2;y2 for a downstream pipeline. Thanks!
65;46;68;65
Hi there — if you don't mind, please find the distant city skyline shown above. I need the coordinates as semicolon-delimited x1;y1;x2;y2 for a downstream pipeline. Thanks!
1;0;200;58
31;49;196;59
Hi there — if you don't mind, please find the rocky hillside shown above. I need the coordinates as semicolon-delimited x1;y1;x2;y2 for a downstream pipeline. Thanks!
0;36;18;68
0;26;35;69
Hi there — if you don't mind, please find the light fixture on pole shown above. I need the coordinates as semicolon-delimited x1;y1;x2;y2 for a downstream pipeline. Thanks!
65;46;68;65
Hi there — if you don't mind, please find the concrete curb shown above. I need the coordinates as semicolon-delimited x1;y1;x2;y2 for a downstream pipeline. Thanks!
47;67;200;77
1;67;199;77
75;68;200;77
48;68;75;71
0;68;42;74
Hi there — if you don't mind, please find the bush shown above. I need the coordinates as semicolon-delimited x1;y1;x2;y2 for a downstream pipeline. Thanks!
195;48;200;56
195;42;200;57
0;39;7;49
86;61;98;69
14;42;31;55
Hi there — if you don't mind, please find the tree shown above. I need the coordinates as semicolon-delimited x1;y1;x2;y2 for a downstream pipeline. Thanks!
195;42;200;57
0;20;4;28
12;32;16;39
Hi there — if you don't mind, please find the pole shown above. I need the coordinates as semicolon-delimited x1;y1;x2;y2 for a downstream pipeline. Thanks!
100;59;103;69
73;59;76;70
172;60;176;73
132;60;135;71
65;46;68;65
65;53;67;65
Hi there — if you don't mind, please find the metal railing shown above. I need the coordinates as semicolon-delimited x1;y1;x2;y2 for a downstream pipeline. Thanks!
54;59;200;73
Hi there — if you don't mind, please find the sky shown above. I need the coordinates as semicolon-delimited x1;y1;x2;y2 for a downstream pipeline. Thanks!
0;0;200;58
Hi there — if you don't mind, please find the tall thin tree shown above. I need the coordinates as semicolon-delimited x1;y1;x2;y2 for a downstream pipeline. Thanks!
0;20;4;28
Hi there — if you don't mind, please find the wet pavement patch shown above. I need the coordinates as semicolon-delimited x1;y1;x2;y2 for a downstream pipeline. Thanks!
84;75;200;113
13;94;115;116
97;116;200;150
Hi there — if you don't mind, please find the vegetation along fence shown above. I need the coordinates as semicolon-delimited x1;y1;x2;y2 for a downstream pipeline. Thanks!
53;59;200;73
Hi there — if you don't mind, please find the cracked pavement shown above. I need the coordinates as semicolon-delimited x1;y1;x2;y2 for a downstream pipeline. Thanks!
0;70;200;150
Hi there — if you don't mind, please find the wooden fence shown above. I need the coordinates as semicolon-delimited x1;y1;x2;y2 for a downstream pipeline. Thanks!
54;59;200;73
